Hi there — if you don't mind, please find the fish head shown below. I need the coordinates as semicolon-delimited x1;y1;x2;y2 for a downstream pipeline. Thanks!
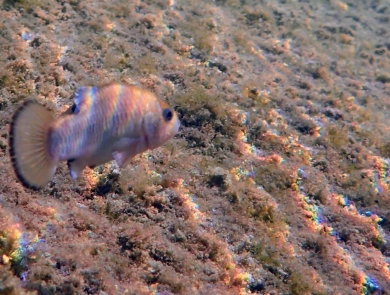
144;99;180;149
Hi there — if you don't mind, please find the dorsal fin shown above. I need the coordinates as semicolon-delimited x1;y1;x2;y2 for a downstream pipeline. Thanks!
73;86;95;113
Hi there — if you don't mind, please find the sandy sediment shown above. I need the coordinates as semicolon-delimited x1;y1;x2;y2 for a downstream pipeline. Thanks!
1;0;390;294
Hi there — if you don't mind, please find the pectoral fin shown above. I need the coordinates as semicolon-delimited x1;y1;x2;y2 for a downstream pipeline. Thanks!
67;158;88;179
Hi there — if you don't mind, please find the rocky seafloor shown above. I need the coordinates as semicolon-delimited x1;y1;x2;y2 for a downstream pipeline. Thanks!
1;0;390;294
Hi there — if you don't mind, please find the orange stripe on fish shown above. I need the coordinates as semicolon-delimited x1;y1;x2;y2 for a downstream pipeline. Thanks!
9;83;180;190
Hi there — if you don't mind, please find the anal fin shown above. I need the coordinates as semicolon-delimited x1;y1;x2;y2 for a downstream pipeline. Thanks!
67;158;88;179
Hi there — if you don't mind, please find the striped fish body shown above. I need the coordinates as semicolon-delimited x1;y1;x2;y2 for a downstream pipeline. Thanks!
10;83;180;189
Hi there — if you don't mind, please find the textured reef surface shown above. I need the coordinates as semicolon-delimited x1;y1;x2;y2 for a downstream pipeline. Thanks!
1;0;390;294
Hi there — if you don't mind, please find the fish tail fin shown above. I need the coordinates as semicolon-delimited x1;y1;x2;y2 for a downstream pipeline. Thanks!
9;100;57;190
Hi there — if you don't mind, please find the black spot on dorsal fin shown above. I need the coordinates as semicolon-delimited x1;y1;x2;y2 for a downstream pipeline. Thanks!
71;104;79;114
72;86;95;114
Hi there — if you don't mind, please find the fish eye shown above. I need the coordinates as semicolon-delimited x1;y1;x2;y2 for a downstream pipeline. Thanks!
163;108;173;121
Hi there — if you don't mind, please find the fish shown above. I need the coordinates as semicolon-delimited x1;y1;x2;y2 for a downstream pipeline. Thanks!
9;82;180;190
